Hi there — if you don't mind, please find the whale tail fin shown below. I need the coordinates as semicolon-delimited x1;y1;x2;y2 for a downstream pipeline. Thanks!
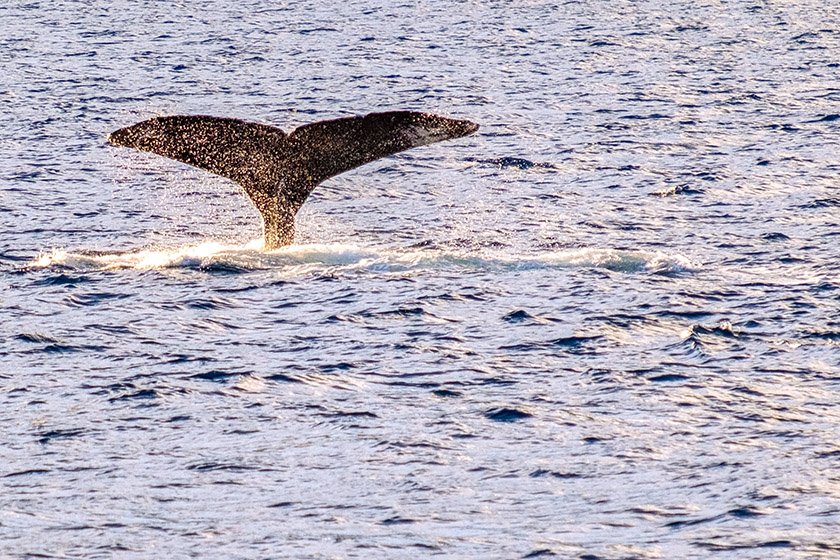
108;111;479;248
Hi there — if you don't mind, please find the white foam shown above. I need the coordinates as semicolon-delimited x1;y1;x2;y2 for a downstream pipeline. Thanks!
29;241;698;275
533;247;697;274
33;239;263;271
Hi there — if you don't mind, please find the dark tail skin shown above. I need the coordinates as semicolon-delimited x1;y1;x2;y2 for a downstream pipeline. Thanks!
108;111;479;249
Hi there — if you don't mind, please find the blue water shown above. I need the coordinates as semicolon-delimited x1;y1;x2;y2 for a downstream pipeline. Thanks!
3;1;840;558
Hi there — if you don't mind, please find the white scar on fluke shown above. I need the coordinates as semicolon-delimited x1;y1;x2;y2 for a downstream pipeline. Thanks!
108;111;479;249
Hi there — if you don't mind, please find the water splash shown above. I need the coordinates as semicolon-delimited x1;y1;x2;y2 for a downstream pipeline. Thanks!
29;241;698;276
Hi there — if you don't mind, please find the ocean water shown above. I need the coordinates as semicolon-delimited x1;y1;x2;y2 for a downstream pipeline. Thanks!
2;0;840;558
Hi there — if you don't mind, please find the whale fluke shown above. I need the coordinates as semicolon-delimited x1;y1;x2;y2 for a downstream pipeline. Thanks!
108;111;478;249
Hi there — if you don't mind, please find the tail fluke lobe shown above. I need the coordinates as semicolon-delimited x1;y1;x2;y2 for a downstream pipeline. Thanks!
108;115;291;247
109;111;478;249
287;112;479;185
107;116;287;187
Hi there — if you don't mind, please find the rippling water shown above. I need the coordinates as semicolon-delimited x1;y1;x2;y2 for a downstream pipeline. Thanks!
3;1;840;558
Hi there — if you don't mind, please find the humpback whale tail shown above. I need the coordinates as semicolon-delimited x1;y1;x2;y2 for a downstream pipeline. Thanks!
108;111;478;249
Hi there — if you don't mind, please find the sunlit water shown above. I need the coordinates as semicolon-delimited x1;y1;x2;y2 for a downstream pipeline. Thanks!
2;1;840;558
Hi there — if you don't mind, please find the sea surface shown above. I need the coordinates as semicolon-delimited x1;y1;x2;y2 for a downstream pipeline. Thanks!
2;1;840;558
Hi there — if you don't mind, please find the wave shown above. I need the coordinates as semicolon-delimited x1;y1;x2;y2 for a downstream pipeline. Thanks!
29;240;697;276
